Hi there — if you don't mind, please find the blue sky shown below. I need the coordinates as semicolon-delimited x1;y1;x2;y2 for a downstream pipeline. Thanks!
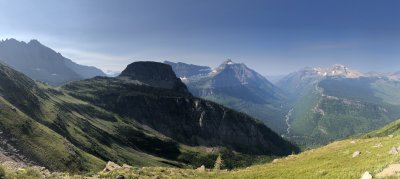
1;0;400;75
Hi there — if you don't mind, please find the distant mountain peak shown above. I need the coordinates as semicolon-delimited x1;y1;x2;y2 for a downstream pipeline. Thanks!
223;59;235;65
28;39;41;45
211;59;246;75
312;64;363;78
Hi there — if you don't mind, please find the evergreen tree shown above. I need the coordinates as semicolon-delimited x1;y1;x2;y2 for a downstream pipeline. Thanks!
214;154;223;171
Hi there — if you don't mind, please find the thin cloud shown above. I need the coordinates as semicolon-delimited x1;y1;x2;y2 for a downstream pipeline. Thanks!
56;48;131;72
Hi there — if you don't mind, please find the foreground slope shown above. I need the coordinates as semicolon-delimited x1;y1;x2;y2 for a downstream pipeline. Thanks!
0;61;297;173
218;136;400;178
99;119;400;178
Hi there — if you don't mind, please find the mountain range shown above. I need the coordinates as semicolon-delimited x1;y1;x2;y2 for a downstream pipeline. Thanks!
0;39;106;85
0;58;297;173
2;38;400;178
167;60;400;148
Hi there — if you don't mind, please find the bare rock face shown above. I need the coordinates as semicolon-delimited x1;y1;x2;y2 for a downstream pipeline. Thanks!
119;61;189;94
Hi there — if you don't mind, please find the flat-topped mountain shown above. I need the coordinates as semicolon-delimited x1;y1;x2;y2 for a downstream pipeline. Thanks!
0;38;105;85
119;61;189;93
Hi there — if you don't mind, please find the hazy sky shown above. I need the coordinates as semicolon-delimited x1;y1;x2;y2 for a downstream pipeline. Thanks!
1;0;400;75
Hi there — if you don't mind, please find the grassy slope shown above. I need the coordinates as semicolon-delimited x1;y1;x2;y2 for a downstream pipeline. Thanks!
74;129;400;178
210;119;400;178
14;119;400;178
0;95;104;173
216;136;400;178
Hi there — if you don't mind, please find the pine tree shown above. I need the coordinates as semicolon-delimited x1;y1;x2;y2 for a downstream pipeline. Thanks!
214;154;223;171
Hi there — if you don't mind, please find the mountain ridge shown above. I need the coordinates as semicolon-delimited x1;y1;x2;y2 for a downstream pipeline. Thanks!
0;38;106;85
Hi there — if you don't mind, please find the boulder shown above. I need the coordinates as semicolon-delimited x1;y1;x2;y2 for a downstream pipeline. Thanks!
352;151;361;158
389;147;399;155
103;161;122;172
196;165;206;172
360;171;372;179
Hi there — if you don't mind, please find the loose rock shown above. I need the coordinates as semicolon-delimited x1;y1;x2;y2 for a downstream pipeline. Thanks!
389;147;399;155
352;151;361;158
360;171;372;179
196;165;206;172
